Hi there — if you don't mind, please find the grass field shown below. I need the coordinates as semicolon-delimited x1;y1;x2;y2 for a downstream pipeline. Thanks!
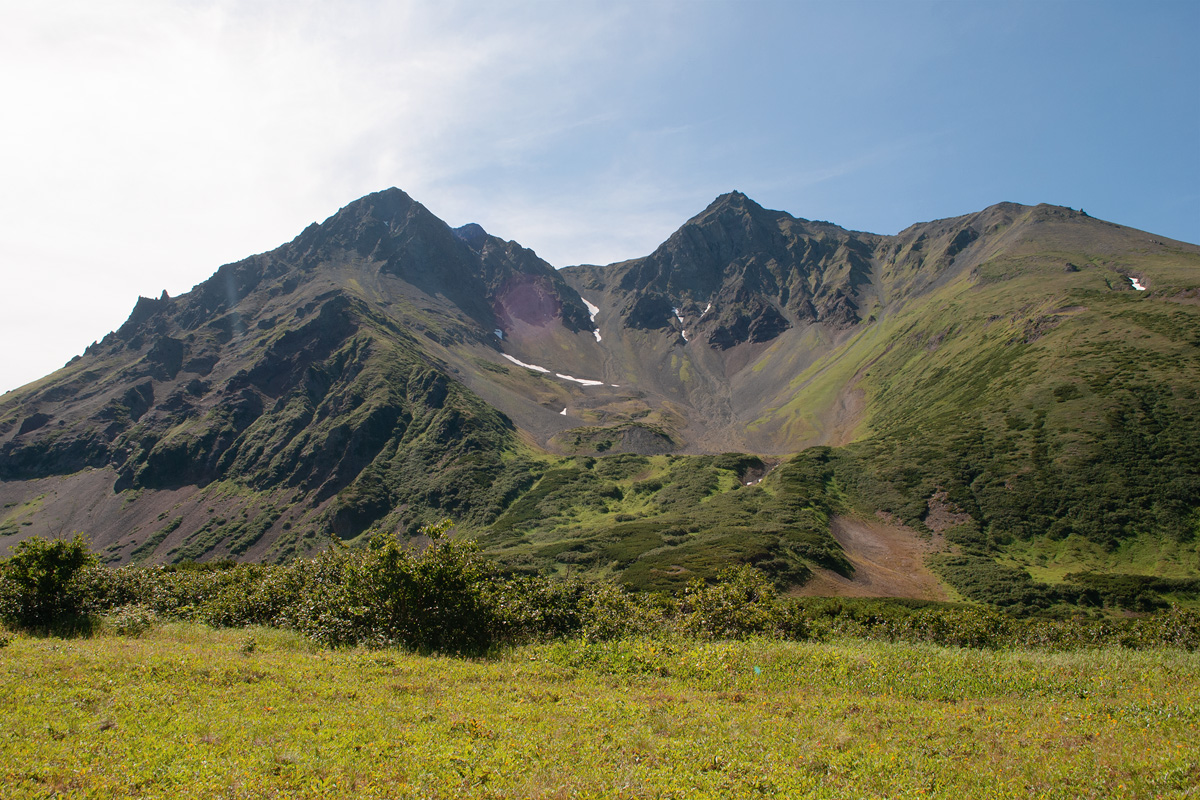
2;624;1197;798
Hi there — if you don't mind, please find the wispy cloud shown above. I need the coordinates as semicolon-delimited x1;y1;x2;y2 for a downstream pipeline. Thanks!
0;1;684;389
1;0;1195;391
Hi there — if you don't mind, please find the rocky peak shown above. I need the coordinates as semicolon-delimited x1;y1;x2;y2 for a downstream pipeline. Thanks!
702;189;756;214
619;193;768;295
288;187;440;258
606;192;871;345
283;189;592;336
453;223;489;250
338;186;421;227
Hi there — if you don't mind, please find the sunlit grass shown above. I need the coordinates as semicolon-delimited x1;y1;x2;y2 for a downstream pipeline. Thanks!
2;624;1197;798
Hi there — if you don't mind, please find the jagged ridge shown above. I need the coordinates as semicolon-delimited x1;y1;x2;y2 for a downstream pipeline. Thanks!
1;188;1198;599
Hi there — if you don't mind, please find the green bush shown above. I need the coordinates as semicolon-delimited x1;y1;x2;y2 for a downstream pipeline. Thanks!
0;534;97;631
489;576;660;643
577;582;663;642
894;606;1013;649
25;529;1200;656
272;520;499;654
677;566;808;640
1128;605;1200;650
102;604;156;637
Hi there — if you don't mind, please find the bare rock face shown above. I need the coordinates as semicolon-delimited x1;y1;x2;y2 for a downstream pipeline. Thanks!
583;191;874;348
16;413;52;436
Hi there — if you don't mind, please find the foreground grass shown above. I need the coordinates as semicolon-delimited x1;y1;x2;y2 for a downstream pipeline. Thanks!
2;625;1198;799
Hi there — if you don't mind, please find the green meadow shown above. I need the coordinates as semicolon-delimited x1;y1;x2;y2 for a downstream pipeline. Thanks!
3;624;1197;799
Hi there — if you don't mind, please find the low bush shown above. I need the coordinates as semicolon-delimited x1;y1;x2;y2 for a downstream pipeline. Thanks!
828;603;1013;649
311;523;497;653
489;576;662;643
0;534;97;631
7;533;1200;655
102;604;156;637
1124;605;1200;650
677;566;809;640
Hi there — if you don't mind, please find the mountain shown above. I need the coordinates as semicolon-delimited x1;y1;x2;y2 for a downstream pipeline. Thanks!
2;188;1198;604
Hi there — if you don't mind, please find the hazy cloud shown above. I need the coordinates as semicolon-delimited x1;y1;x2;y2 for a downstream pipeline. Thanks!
1;0;1196;392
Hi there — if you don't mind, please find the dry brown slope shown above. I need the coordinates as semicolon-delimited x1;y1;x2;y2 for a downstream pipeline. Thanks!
794;515;950;600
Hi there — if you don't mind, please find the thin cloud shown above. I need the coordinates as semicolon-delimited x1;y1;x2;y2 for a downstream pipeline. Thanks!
0;1;666;390
0;1;1195;392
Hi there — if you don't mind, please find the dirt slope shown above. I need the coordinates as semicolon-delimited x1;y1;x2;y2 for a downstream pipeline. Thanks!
794;515;949;600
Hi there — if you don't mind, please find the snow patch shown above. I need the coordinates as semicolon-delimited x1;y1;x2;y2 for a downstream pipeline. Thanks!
556;372;605;387
561;408;568;415
1130;277;1147;291
703;302;712;315
581;296;602;341
674;307;689;340
500;353;549;373
493;328;504;339
500;353;613;387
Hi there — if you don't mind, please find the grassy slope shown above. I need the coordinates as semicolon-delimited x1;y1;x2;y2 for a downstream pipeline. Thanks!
781;228;1199;583
2;624;1197;798
473;211;1200;597
475;449;848;592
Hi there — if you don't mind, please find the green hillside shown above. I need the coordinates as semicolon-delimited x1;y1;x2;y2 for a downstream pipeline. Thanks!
1;190;1198;611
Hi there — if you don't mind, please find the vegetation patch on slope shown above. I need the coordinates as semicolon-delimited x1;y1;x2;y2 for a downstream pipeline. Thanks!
478;449;849;591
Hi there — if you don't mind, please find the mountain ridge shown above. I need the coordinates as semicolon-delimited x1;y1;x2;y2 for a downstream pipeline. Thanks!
1;188;1197;603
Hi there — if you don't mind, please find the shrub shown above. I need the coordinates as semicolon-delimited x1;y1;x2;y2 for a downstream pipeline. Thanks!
359;530;497;654
899;606;1012;649
0;534;98;630
677;566;808;640
103;604;156;637
1129;605;1200;651
489;575;589;642
578;582;663;642
282;520;501;654
799;597;1026;649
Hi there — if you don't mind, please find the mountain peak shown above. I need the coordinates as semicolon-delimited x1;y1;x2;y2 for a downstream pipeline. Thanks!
453;222;489;250
337;186;419;224
712;189;748;203
286;187;428;254
702;190;761;215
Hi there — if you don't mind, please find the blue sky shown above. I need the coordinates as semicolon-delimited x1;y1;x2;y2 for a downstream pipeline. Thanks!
2;0;1197;392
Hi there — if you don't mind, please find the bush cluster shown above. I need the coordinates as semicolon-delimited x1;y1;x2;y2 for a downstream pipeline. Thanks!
60;523;667;654
801;597;1200;651
4;534;1199;654
0;534;97;632
677;567;809;640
